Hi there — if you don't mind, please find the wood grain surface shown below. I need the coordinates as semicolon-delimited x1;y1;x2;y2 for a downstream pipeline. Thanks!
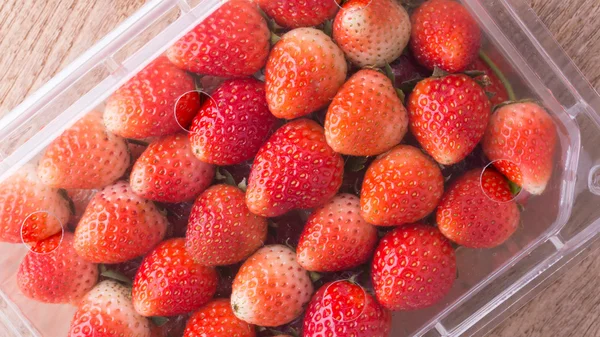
0;0;599;336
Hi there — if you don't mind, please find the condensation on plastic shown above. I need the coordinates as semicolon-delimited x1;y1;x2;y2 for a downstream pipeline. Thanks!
0;0;599;336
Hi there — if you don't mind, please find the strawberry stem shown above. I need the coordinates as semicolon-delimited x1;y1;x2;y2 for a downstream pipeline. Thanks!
479;50;516;101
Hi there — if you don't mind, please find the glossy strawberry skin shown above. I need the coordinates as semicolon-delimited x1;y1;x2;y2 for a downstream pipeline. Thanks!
132;238;218;317
167;0;269;77
466;57;510;105
246;119;344;217
297;194;378;272
437;168;520;248
17;232;98;304
104;56;201;139
258;0;339;28
186;184;268;266
333;0;411;67
189;78;278;165
183;298;255;337
38;110;130;189
372;223;456;311
265;28;347;119
407;74;491;165
74;181;168;264
130;133;215;203
68;280;151;337
303;281;391;337
410;0;481;73
360;145;444;226
482;102;557;195
0;164;70;243
231;245;314;327
325;69;408;156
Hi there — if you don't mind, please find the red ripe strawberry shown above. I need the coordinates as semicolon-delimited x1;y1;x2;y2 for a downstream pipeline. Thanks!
466;57;510;105
437;168;520;248
297;194;378;272
371;223;456;310
303;280;391;337
132;238;218;317
0;164;70;243
410;0;481;73
130;133;214;203
333;0;410;67
66;188;98;230
17;232;98;304
483;102;557;195
246;119;344;217
186;184;268;266
189;78;278;165
325;69;408;156
38;110;130;189
167;0;269;77
68;280;151;337
183;298;255;337
360;145;444;226
265;28;347;119
257;0;340;28
104;56;201;139
407;74;491;165
74;180;168;263
231;245;314;326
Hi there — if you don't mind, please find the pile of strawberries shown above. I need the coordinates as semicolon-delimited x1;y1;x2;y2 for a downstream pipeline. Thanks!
0;0;558;336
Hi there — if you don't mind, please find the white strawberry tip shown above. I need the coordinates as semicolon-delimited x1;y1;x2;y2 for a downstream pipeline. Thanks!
323;280;368;323
20;210;65;255
173;89;218;134
337;0;374;11
480;159;524;204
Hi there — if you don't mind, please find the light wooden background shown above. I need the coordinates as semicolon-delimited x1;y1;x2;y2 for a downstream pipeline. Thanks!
0;0;599;336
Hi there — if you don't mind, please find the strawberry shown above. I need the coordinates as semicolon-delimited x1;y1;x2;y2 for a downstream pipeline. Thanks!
186;184;268;266
407;74;491;165
297;194;378;272
74;180;168;263
483;102;557;195
183;298;255;337
167;0;269;77
37;110;130;189
17;232;98;304
333;0;411;67
371;223;456;310
410;0;481;73
189;78;278;165
360;145;444;226
130;133;214;203
66;188;98;231
68;280;151;337
437;168;520;248
265;28;347;119
257;0;340;28
466;57;510;105
231;245;314;326
104;56;201;139
324;69;408;156
246;119;344;217
132;238;218;317
303;280;391;337
0;164;70;243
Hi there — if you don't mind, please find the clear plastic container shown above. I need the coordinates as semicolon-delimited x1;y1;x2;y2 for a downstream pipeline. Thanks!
1;0;599;336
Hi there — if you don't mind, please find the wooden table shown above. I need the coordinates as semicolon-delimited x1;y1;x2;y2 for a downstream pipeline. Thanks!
0;0;599;336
